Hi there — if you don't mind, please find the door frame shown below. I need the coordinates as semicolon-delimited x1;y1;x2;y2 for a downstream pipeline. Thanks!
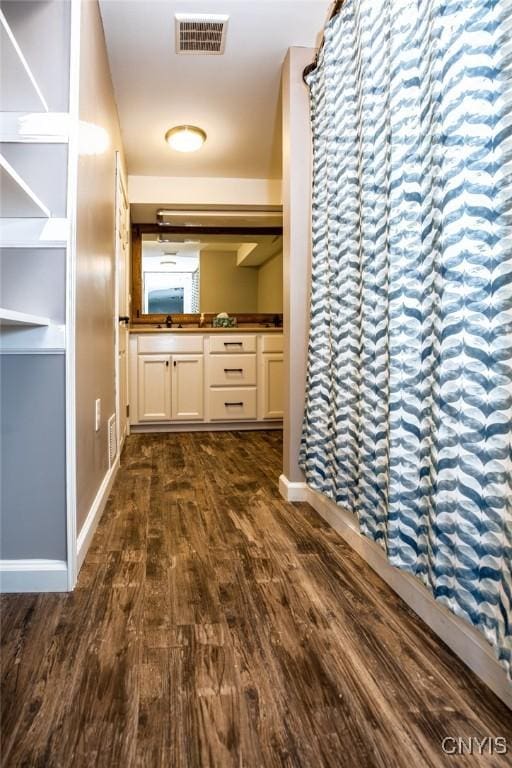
65;0;82;591
114;151;130;456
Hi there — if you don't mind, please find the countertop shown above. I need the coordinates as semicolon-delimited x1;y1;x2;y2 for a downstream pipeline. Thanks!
130;325;284;334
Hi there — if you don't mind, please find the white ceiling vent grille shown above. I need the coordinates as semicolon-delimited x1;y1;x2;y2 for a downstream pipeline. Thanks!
175;13;229;55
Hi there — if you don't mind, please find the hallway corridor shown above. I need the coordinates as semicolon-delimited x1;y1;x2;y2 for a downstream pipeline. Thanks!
1;432;510;767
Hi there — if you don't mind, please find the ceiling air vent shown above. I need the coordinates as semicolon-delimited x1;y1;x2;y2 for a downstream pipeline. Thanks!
175;13;229;55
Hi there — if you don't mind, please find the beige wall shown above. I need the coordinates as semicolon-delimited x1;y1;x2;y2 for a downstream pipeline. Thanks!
129;175;282;207
75;0;125;533
200;251;258;313
257;252;283;313
282;48;314;482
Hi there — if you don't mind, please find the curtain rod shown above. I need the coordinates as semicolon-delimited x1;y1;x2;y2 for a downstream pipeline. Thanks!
302;0;345;83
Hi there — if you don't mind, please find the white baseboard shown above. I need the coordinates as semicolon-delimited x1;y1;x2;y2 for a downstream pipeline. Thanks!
278;474;308;501
77;456;120;573
0;559;68;593
279;476;512;709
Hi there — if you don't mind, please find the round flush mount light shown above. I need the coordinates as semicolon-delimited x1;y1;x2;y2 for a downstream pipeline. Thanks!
165;125;206;153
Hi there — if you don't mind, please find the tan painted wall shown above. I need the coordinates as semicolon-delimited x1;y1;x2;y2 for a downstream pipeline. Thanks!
282;48;314;482
76;0;125;533
129;175;282;207
257;252;283;313
200;251;258;313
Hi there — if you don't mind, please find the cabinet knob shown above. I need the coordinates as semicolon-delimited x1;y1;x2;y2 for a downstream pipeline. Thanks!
166;361;169;367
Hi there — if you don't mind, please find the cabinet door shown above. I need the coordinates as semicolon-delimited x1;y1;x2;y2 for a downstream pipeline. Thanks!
171;355;204;420
138;354;171;421
261;353;284;419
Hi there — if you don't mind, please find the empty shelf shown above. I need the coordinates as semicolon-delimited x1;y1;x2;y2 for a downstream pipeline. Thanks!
0;155;51;218
0;218;68;248
0;112;70;143
0;11;48;113
0;308;51;327
0;321;65;354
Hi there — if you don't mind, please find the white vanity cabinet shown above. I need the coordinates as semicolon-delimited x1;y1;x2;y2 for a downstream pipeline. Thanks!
207;335;257;422
260;353;284;419
131;334;204;424
259;334;284;420
171;355;204;420
138;352;204;422
138;354;172;421
129;331;283;430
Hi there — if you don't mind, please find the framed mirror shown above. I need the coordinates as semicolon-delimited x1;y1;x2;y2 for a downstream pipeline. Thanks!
131;225;283;326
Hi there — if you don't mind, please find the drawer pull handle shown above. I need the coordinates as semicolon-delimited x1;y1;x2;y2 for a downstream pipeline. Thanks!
225;401;244;407
224;368;243;373
224;342;243;347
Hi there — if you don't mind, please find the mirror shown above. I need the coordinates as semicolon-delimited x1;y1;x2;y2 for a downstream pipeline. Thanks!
138;231;283;317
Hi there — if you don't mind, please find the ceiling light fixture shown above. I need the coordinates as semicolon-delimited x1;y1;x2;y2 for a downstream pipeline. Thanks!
165;125;206;153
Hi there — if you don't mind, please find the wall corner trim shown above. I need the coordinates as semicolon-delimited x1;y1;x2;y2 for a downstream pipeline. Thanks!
76;456;120;575
279;474;308;502
0;560;68;593
284;480;512;710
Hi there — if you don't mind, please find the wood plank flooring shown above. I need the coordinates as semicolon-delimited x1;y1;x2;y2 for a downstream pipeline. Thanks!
1;431;511;767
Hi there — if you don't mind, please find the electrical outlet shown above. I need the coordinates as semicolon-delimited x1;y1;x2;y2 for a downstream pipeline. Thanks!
95;398;101;431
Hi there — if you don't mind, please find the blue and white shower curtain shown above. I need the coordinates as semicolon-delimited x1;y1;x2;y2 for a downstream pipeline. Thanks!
301;0;512;676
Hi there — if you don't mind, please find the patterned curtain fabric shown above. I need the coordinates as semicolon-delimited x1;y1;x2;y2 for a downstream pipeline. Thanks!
301;0;512;677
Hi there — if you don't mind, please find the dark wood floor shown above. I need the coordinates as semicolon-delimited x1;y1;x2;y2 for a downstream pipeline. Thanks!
1;431;510;767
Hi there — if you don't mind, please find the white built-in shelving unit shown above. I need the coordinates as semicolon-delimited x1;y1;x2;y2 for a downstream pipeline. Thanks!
0;3;71;355
0;0;78;593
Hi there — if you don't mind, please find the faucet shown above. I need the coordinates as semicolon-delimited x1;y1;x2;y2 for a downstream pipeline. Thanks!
165;314;173;328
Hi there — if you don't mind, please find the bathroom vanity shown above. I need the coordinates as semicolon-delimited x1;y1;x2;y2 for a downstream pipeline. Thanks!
128;328;283;431
128;222;284;432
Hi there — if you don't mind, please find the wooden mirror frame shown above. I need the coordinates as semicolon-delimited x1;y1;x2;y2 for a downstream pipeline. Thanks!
131;224;284;327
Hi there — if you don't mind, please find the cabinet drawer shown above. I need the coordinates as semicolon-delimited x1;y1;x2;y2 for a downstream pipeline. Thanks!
209;335;256;354
209;354;256;386
209;388;257;420
137;334;204;354
261;334;283;353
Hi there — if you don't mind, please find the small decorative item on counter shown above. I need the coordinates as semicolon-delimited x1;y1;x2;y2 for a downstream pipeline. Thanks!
212;312;237;328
